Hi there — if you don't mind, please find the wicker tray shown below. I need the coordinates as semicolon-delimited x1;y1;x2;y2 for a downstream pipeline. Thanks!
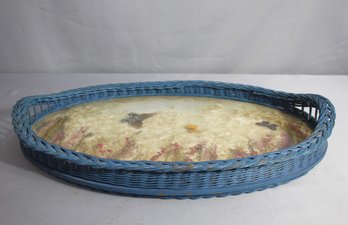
12;81;335;199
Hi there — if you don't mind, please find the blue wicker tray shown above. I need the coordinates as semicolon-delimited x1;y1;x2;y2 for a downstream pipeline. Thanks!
12;81;335;199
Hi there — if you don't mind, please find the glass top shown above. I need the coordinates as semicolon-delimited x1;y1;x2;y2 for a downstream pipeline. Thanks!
32;96;313;162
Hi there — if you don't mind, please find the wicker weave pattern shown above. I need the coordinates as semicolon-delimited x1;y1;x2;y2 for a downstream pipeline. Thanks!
12;81;335;198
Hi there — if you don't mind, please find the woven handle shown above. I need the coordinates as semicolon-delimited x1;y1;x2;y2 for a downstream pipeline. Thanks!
312;94;335;139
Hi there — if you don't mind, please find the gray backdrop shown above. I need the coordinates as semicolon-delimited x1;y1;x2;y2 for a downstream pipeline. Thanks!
1;0;348;74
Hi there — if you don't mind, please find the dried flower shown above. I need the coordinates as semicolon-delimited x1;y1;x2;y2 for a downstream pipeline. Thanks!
185;124;199;133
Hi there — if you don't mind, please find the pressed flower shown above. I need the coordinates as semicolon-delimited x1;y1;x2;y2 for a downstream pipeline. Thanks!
185;124;199;133
229;147;249;158
112;137;136;160
151;142;185;161
64;127;88;149
187;141;218;161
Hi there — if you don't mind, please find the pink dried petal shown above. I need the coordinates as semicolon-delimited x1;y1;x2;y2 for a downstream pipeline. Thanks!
279;131;293;148
97;143;104;148
64;127;88;148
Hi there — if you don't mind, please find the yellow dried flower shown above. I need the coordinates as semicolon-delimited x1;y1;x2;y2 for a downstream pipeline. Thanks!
185;124;199;133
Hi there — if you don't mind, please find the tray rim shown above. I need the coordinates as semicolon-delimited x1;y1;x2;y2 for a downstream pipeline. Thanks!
12;80;336;173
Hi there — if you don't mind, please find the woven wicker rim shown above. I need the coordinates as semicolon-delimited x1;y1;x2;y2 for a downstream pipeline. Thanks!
12;80;335;172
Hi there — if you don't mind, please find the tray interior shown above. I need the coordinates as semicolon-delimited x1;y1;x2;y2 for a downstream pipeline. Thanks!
31;96;313;162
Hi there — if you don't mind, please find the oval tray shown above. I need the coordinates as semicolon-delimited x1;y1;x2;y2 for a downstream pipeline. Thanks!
12;81;335;199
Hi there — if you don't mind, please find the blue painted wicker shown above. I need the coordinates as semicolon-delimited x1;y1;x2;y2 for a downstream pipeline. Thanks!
12;81;335;199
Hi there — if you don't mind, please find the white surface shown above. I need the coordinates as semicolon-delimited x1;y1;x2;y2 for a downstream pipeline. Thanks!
0;74;347;225
1;1;348;74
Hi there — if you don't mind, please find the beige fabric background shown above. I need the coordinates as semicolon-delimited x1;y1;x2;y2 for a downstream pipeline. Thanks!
0;0;348;74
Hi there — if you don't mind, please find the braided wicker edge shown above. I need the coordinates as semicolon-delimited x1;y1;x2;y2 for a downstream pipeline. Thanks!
21;140;328;199
12;80;336;174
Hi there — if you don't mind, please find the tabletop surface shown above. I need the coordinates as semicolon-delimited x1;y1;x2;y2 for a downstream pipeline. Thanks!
0;74;347;225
